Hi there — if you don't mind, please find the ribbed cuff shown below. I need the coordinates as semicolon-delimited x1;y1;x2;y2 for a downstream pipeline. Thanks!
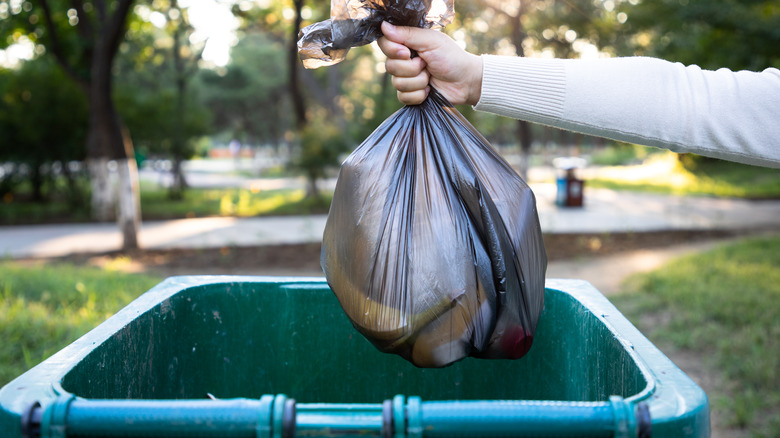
475;55;566;123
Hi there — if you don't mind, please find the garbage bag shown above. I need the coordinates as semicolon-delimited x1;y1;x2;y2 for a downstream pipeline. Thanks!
299;0;546;368
298;0;454;68
321;88;547;367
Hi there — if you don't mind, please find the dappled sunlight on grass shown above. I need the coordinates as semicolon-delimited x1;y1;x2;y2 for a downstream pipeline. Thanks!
217;189;307;216
587;152;780;198
141;187;330;219
593;152;683;183
254;190;307;213
98;256;147;273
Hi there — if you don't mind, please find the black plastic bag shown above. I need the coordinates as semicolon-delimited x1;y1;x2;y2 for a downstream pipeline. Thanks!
320;89;547;367
300;0;546;368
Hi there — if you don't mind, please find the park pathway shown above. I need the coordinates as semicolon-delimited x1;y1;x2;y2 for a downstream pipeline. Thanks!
2;183;779;259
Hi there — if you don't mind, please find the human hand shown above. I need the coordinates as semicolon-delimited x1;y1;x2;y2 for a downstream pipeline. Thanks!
378;22;483;106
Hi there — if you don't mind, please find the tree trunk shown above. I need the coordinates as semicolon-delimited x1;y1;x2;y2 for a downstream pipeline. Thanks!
516;120;532;181
87;51;140;249
171;157;187;199
30;162;45;202
305;172;319;199
289;0;307;129
170;3;189;199
116;127;141;251
38;0;138;248
510;9;534;181
88;158;115;221
116;157;140;249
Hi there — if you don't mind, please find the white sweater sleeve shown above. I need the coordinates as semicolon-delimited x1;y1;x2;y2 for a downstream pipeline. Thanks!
474;55;780;168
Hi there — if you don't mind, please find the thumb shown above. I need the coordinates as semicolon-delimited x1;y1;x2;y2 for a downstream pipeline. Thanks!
381;22;436;52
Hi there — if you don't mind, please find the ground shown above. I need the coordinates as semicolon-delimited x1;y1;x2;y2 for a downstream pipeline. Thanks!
49;229;743;278
25;228;760;438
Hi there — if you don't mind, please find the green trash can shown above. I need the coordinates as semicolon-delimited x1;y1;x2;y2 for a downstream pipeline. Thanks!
0;277;709;437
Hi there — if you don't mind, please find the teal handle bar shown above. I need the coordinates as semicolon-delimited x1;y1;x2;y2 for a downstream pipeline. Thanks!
24;394;650;438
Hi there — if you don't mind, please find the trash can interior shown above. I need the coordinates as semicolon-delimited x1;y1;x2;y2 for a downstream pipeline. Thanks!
60;279;643;403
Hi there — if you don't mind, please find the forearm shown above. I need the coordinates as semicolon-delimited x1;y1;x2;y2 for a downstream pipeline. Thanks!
475;55;780;168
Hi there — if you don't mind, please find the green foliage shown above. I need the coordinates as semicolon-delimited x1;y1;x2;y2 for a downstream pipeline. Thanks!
115;3;212;164
618;0;780;70
0;177;91;225
523;0;630;58
0;0;91;83
0;57;89;202
230;0;391;149
231;0;329;41
0;261;161;387
295;115;351;197
588;143;660;166
456;0;780;71
115;86;211;159
0;57;88;161
196;32;289;146
612;236;780;435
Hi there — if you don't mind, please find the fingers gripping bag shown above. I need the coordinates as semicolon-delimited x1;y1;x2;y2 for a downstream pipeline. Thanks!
299;0;547;368
298;0;455;68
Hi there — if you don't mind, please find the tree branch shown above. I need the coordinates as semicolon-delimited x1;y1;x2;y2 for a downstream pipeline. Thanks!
560;0;593;22
177;7;207;76
38;0;87;89
95;0;107;22
69;0;95;42
185;38;207;77
299;68;332;110
480;0;511;20
104;0;134;60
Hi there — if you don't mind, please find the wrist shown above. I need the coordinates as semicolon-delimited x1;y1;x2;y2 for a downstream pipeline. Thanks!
466;53;483;106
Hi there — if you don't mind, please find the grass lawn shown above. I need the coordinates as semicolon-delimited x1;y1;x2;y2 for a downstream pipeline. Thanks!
140;186;332;219
611;235;780;437
586;152;780;198
0;261;162;387
0;195;92;225
0;186;333;225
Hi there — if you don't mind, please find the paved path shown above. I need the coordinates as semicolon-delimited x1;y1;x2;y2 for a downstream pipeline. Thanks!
546;236;759;295
0;215;328;258
533;184;780;233
2;183;779;259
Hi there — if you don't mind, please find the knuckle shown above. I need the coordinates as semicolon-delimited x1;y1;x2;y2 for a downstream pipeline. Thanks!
377;38;390;53
399;91;423;105
386;59;406;76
